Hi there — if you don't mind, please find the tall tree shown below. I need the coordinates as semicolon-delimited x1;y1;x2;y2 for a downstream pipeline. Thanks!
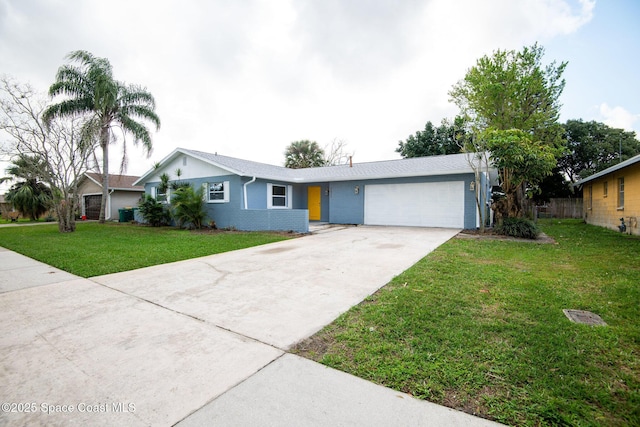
483;129;558;219
449;43;567;219
560;119;640;182
396;117;464;158
43;50;160;223
284;140;325;168
0;77;94;231
449;43;566;143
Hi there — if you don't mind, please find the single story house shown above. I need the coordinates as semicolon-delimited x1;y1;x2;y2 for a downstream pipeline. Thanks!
0;194;16;219
134;148;497;233
76;173;145;220
575;153;640;235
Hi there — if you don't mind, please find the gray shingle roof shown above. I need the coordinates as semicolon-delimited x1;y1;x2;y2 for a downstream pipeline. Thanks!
182;148;488;183
85;173;144;191
184;149;299;181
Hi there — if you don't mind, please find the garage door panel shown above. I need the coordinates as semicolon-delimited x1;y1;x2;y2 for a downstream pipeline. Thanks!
364;182;464;228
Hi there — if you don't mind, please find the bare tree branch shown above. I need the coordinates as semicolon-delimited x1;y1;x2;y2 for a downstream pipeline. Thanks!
0;76;97;232
324;138;354;166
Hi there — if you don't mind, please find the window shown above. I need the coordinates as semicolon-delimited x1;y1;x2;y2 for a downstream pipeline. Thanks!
151;186;169;203
603;181;608;198
267;183;292;209
272;185;286;206
587;185;592;209
618;177;624;209
205;181;229;203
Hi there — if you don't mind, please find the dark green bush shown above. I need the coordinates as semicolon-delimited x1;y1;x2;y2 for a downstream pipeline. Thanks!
138;195;171;227
170;185;206;229
495;217;540;239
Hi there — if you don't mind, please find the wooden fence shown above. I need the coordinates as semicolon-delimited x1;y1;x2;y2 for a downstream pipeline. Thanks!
526;198;584;219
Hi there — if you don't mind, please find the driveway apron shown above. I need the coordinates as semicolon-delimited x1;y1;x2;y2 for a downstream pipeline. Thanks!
0;226;500;426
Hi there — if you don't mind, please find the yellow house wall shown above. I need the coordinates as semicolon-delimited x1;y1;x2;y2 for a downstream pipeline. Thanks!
584;162;640;235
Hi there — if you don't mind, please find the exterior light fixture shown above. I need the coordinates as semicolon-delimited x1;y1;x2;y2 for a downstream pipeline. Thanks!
354;186;360;194
469;181;475;191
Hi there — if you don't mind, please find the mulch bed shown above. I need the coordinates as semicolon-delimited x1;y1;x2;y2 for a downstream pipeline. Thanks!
456;228;556;244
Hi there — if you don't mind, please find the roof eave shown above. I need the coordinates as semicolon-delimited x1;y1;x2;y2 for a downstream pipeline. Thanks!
574;154;640;186
295;168;477;183
110;187;145;192
134;148;246;185
83;173;102;187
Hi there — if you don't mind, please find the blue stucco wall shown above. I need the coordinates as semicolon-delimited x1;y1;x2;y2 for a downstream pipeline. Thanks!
328;181;365;224
296;173;480;229
142;171;484;231
143;176;308;232
225;209;309;233
294;183;331;222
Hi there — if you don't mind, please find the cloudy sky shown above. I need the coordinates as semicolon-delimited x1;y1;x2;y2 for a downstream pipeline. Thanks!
1;0;638;181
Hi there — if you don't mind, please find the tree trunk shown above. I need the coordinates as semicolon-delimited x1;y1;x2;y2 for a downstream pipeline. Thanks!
98;126;109;224
55;196;76;233
495;182;526;221
57;207;76;232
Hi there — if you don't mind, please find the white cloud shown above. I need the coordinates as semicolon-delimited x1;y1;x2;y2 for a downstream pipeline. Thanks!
598;103;640;133
0;0;605;180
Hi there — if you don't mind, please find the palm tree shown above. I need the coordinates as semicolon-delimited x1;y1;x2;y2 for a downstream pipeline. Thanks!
284;140;326;169
43;50;160;223
2;155;52;220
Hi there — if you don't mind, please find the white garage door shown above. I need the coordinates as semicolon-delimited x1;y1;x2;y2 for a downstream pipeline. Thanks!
364;181;465;228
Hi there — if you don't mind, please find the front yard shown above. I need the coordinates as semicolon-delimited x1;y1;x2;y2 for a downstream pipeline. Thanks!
293;220;639;426
1;219;637;425
0;222;291;277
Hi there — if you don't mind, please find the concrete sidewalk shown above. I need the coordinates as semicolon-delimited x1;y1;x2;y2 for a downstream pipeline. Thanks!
0;226;503;426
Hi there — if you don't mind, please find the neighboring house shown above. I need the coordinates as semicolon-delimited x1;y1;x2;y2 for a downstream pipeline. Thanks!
575;153;640;235
76;173;145;220
0;194;15;219
135;148;497;233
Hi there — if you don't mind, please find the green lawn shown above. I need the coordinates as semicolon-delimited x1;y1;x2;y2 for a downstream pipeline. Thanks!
0;222;291;277
0;218;46;224
293;220;639;426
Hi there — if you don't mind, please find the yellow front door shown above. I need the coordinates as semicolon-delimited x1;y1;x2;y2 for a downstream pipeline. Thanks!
308;186;321;221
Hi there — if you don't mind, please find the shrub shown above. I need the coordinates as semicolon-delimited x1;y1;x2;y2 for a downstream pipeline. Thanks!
495;217;540;239
138;195;170;227
170;185;206;229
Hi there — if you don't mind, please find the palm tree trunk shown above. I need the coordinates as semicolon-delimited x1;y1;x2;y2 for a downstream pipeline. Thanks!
99;126;109;224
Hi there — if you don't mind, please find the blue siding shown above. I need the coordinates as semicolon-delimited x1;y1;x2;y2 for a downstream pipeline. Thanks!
142;171;484;231
142;176;308;232
329;181;365;224
300;173;480;229
244;178;267;209
226;209;309;233
295;183;331;222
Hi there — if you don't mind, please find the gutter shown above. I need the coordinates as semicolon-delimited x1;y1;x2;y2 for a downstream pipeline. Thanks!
243;176;256;209
105;189;115;220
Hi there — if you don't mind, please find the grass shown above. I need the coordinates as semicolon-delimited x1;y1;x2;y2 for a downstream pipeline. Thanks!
0;218;46;224
0;222;292;277
293;220;640;426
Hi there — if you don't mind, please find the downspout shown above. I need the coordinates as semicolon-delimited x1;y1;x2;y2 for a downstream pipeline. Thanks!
243;176;256;209
105;189;115;220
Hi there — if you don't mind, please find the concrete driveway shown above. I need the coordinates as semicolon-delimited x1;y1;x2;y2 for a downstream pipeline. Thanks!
0;226;502;426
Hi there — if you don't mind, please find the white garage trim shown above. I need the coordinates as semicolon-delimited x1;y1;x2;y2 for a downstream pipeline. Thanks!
364;181;464;228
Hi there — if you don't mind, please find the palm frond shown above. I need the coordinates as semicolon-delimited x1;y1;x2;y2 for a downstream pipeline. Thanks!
117;115;153;154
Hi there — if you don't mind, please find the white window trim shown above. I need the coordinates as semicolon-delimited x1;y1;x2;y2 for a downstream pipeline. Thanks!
618;177;624;210
267;183;292;209
152;186;170;204
204;181;230;203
